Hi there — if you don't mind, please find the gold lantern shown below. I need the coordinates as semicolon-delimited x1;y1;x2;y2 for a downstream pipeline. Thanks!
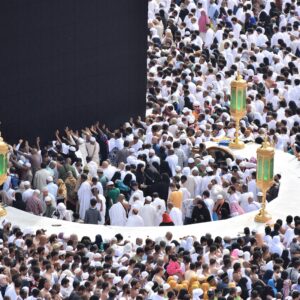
0;133;8;217
229;73;247;149
254;139;274;223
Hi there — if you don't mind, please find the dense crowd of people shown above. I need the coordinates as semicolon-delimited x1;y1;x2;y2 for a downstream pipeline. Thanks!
0;217;299;300
1;0;300;297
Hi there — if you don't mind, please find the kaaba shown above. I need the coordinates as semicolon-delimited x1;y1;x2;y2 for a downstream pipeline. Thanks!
0;0;147;144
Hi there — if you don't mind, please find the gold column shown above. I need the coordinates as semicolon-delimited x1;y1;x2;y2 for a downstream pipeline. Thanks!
0;133;8;217
229;73;247;149
254;140;274;223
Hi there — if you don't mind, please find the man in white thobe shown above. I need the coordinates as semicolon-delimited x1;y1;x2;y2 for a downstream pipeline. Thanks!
33;164;51;191
86;136;100;164
126;209;144;227
129;195;143;217
109;196;127;226
22;181;34;203
46;176;58;198
168;203;183;226
151;193;166;225
165;149;178;176
78;174;92;220
139;196;157;226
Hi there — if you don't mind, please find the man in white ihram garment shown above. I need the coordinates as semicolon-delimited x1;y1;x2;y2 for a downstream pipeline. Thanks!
109;194;127;226
138;196;157;226
128;195;143;217
77;174;92;220
126;208;144;227
243;192;261;213
168;202;183;226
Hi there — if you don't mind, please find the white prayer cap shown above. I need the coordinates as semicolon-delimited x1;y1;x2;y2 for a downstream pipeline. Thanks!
182;167;190;176
58;250;66;256
175;166;181;172
238;250;244;257
199;125;206;131
248;192;254;198
82;272;89;280
183;68;192;75
45;196;52;203
247;69;254;77
42;186;48;192
206;166;213;172
78;137;84;144
193;101;200;106
193;288;204;299
149;149;155;154
226;158;233;166
257;192;263;196
113;276;122;285
217;194;223;200
69;146;76;152
145;196;152;202
106;272;115;279
188;158;194;164
107;181;114;186
18;160;24;165
2;219;11;226
47;176;53;182
239;162;246;168
145;282;154;292
223;248;230;256
188;115;195;123
25;162;31;168
90;137;96;142
163;283;170;290
129;148;135;153
209;158;215;163
182;107;191;113
21;286;30;294
74;268;82;274
240;120;246;127
141;271;149;279
208;117;214;124
192;167;199;173
24;181;30;187
66;245;74;252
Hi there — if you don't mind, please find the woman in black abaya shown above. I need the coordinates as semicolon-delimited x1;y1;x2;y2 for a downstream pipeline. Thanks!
191;199;212;224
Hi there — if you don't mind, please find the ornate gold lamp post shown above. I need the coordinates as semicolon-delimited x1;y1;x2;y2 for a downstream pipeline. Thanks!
0;133;8;217
254;140;274;223
229;73;247;149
